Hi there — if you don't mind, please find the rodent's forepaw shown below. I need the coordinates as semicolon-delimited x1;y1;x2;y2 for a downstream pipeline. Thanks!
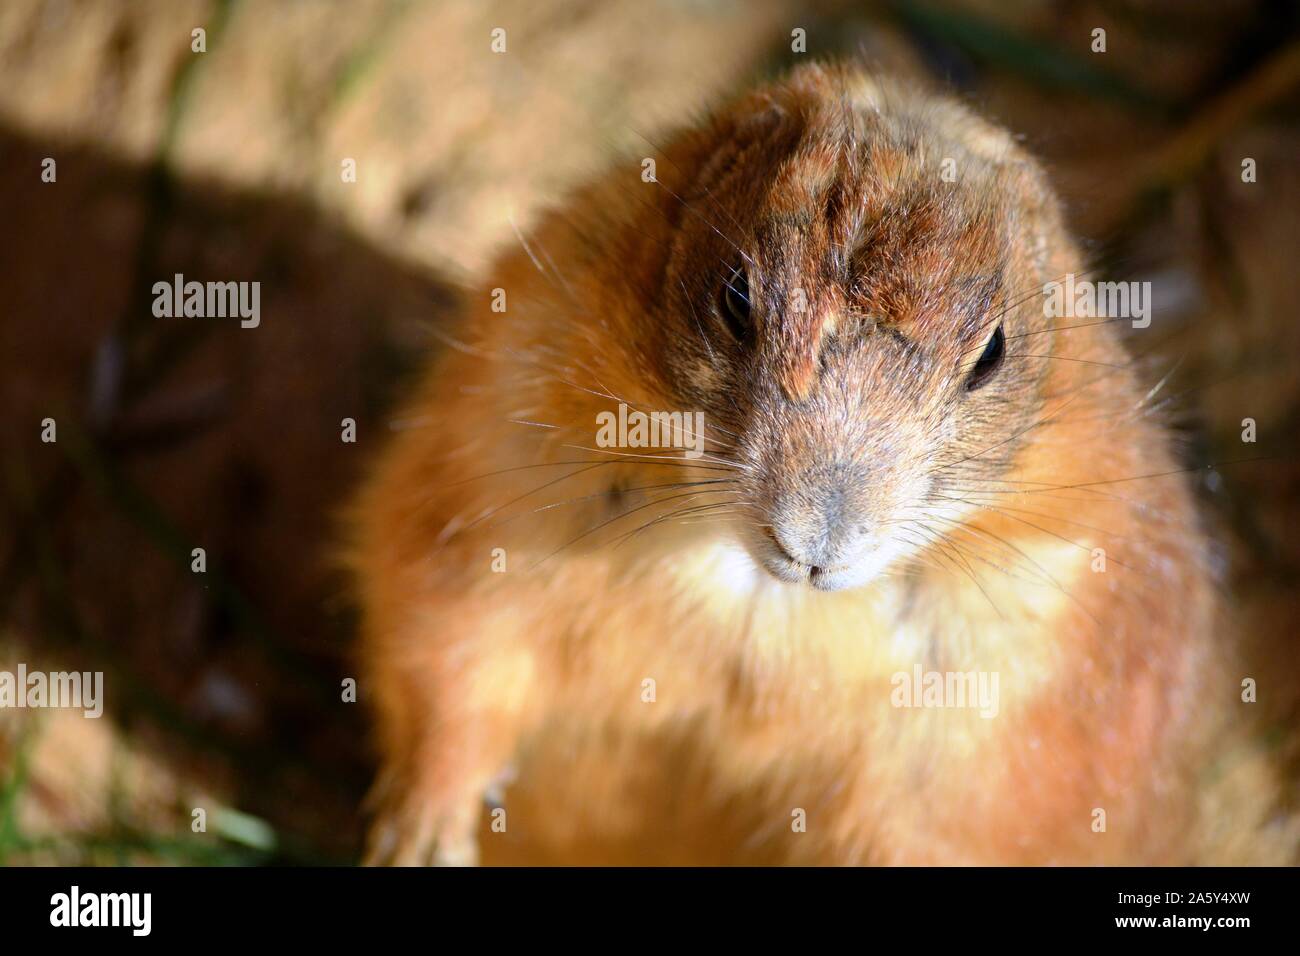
362;780;482;867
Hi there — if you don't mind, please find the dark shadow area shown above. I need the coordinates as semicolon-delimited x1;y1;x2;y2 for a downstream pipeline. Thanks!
0;125;459;863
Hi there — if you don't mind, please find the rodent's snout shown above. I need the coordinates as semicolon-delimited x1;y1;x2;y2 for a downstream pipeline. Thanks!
743;394;933;592
756;460;886;591
769;483;865;571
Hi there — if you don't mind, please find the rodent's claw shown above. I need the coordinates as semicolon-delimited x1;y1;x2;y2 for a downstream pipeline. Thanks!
482;763;517;810
363;792;482;867
431;832;480;867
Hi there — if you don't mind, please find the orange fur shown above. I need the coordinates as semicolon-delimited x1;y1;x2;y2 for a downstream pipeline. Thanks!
348;62;1274;865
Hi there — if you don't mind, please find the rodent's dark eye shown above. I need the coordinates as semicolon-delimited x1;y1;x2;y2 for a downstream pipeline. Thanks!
719;264;751;339
965;324;1005;391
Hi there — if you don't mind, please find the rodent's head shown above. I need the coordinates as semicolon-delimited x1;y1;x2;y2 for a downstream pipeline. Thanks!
604;63;1081;591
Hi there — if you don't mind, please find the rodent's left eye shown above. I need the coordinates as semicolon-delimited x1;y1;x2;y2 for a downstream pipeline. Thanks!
965;324;1005;391
719;263;751;339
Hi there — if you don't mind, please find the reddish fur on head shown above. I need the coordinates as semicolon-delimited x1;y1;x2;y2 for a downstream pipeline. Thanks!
566;62;1076;590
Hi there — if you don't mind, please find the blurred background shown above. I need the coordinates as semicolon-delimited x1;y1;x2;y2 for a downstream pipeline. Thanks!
0;0;1296;865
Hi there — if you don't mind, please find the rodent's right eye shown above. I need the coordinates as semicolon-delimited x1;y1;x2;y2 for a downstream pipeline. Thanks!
965;323;1006;392
719;263;751;340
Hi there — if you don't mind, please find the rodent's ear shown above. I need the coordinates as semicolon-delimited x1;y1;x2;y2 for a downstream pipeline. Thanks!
680;95;800;201
740;103;788;137
724;94;790;141
1006;158;1058;217
1003;159;1076;278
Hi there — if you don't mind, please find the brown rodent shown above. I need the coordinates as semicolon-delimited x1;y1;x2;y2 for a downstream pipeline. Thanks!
349;61;1275;864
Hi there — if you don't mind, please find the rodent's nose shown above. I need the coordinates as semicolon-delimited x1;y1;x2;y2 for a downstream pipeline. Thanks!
769;485;866;573
772;529;859;575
